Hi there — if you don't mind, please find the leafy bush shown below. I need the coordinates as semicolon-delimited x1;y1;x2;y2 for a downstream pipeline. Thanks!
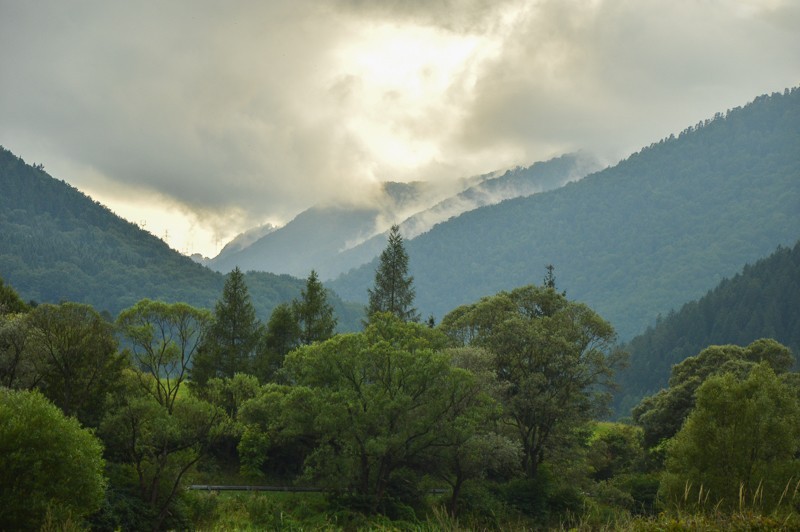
0;389;106;530
502;476;551;522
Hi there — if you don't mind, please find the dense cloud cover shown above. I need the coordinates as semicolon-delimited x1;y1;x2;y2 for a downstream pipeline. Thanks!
1;0;798;255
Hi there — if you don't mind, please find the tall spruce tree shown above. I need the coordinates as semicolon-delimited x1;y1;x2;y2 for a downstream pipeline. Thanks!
293;270;337;345
191;267;262;385
367;224;419;322
255;303;300;382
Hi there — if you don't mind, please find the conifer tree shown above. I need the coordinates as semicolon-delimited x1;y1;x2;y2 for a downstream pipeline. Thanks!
192;267;262;385
255;303;300;382
367;225;419;322
293;270;337;345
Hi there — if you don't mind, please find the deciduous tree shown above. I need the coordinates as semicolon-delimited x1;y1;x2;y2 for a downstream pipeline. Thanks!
117;299;211;413
0;312;36;389
282;313;483;512
633;339;794;447
0;276;28;314
660;363;800;511
440;285;625;479
424;348;521;515
0;389;106;530
27;302;125;426
100;371;225;531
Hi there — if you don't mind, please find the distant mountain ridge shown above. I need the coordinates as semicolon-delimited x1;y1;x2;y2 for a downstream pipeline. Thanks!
215;223;278;258
329;88;800;340
210;153;597;280
0;146;362;329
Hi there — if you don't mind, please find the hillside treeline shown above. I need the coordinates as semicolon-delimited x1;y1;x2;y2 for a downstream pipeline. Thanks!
2;254;799;530
617;240;800;414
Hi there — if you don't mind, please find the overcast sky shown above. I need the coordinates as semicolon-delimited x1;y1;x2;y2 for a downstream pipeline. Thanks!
1;0;798;256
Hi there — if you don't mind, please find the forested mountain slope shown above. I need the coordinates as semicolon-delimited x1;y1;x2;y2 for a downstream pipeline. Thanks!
0;146;359;326
329;88;800;340
615;240;800;414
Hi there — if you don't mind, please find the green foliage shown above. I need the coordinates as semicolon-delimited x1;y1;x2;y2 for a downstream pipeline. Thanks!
588;423;645;482
27;301;126;426
585;423;660;516
501;476;549;522
0;388;106;530
202;373;261;419
367;224;419;322
238;384;319;480
440;285;625;479
99;370;227;530
281;314;487;513
256;303;300;382
192;267;264;386
0;311;36;388
628;511;800;531
117;298;211;412
620;240;800;413
419;347;517;515
633;339;795;447
660;364;800;512
293;270;337;345
0;275;28;313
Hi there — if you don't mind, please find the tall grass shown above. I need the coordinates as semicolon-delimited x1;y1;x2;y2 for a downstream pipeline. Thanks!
182;475;800;531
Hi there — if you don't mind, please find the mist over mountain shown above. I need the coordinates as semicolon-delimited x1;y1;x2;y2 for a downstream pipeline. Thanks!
190;225;278;266
397;152;600;241
210;153;596;280
615;239;800;416
209;205;380;277
320;153;600;280
207;180;441;277
0;146;362;328
208;223;278;263
329;88;800;341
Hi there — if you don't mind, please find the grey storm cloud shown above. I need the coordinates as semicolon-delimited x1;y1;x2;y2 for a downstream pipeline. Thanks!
1;0;798;251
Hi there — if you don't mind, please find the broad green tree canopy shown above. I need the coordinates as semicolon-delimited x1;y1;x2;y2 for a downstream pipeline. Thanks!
0;389;106;529
660;363;800;511
280;313;487;512
440;284;625;478
117;299;211;413
633;339;794;447
27;301;125;426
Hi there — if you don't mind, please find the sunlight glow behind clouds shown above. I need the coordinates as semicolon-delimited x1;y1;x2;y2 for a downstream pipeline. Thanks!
332;23;493;171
